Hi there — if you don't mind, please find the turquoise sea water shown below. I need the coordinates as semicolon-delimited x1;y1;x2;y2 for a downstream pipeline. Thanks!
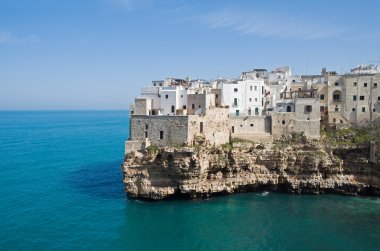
1;111;380;250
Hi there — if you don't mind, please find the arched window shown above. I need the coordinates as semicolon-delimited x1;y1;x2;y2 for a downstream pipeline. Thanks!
332;90;342;102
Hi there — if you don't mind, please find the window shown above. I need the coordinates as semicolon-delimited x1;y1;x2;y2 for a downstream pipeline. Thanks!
320;106;325;112
378;96;380;101
320;94;325;100
153;83;156;86
362;107;366;112
234;88;238;92
165;95;169;99
232;126;235;133
200;122;203;133
250;86;252;91
160;131;164;139
364;83;368;87
249;98;252;102
335;107;339;112
250;124;254;127
183;105;186;109
262;86;264;94
181;95;183;98
199;105;202;108
352;108;356;112
287;106;292;112
192;104;195;109
159;83;162;86
374;83;378;87
254;86;257;91
332;90;341;102
360;96;365;101
354;82;357;87
234;98;238;106
340;120;343;123
335;82;339;86
145;132;148;138
255;98;258;102
305;105;312;113
282;120;285;125
353;95;357;101
248;109;251;116
171;106;175;113
145;124;148;130
236;110;240;116
215;94;218;98
158;94;161;98
373;109;376;112
333;118;336;123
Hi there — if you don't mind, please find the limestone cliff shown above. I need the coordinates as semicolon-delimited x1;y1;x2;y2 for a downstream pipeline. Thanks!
121;137;380;200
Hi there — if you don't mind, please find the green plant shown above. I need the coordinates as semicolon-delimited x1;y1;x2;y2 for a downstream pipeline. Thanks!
146;144;160;154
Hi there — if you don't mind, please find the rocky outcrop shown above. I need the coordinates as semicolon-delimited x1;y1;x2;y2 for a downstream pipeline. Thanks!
121;140;380;200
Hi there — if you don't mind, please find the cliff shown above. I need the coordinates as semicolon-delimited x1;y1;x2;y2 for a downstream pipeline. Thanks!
122;134;380;200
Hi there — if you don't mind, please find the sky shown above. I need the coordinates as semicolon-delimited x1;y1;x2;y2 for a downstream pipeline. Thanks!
1;0;380;110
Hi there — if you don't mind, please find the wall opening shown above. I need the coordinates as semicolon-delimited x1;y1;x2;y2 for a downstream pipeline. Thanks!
304;105;312;113
200;122;203;133
332;90;342;102
234;98;238;106
287;106;291;112
232;126;235;133
160;131;164;139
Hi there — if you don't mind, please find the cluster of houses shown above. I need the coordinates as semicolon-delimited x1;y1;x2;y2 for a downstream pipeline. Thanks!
126;65;380;153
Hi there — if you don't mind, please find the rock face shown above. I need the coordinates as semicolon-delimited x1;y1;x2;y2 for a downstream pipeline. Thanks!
121;141;380;200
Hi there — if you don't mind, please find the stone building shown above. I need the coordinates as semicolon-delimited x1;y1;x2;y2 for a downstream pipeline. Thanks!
271;89;320;139
325;71;380;127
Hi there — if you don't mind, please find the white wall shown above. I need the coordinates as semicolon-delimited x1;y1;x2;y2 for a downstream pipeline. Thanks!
221;79;265;116
160;87;178;115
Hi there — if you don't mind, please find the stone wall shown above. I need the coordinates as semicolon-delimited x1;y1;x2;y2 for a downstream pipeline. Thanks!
271;98;320;139
271;112;296;139
125;140;145;154
188;108;230;146
230;116;271;142
129;115;189;147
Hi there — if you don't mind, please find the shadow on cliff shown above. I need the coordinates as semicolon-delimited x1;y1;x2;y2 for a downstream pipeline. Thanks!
65;160;126;199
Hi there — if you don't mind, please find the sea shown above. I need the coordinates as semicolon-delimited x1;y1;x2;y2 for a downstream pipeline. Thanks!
1;110;380;251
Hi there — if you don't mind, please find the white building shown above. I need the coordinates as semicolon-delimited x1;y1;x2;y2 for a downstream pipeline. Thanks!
220;74;265;116
160;86;190;115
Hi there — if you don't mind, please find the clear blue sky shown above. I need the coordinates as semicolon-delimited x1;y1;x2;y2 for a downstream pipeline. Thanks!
1;0;379;110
